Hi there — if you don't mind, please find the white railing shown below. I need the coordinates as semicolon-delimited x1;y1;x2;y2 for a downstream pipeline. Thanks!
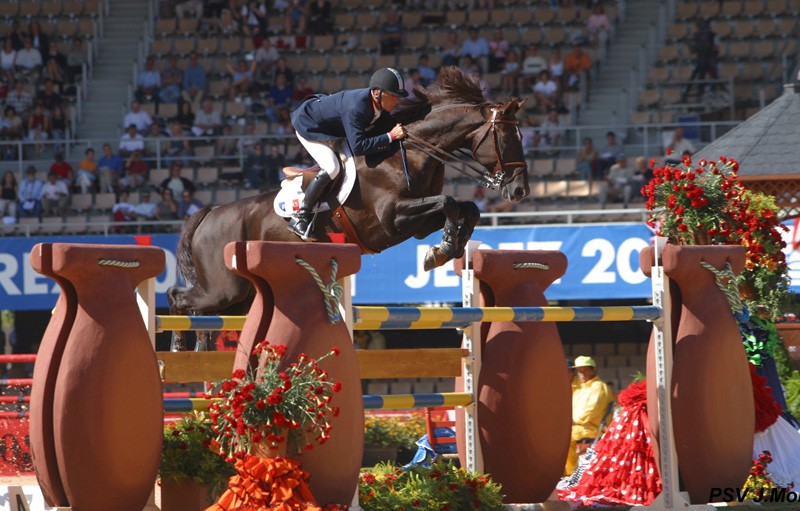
481;208;650;227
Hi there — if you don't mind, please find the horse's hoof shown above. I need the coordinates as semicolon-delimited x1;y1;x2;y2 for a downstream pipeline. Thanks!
424;246;450;271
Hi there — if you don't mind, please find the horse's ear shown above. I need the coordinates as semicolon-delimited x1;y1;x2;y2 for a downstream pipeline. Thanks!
516;98;528;113
500;98;519;116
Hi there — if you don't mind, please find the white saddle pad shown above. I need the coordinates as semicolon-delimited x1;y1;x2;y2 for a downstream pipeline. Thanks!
273;144;358;218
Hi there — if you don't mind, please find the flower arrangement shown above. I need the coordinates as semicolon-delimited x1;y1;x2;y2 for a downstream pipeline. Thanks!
364;413;428;451
207;341;342;461
358;461;505;511
642;154;790;319
741;450;795;500
159;412;236;497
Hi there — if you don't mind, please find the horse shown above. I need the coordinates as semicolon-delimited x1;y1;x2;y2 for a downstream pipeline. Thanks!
167;67;530;347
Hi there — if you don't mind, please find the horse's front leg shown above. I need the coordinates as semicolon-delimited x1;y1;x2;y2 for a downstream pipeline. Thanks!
452;200;481;259
381;195;462;271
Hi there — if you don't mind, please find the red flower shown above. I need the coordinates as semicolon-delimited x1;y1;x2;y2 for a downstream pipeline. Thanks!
232;369;246;379
255;399;266;409
666;148;673;155
450;484;459;490
678;224;688;232
332;382;343;393
332;347;340;357
179;442;188;450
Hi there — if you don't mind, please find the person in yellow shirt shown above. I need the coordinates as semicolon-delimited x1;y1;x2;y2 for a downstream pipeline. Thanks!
565;355;613;476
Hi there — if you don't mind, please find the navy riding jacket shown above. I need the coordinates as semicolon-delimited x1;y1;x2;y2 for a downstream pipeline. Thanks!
291;88;394;156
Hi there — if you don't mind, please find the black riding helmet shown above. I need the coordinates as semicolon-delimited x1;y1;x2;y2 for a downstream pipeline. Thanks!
369;67;408;98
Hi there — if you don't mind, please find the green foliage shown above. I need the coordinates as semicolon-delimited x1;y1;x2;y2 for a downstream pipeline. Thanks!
772;335;796;384
784;370;800;420
159;412;235;498
364;414;428;450
359;461;505;511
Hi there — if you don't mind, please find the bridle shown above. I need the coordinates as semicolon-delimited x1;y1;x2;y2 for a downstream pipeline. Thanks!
403;105;528;190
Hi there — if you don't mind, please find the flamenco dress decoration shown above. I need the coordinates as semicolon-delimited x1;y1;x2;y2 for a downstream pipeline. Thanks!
206;456;346;511
558;380;662;507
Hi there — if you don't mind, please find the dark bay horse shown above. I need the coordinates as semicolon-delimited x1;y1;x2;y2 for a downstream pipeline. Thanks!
167;68;529;330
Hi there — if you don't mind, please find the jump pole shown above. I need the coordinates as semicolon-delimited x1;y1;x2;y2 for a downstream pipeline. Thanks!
460;240;484;475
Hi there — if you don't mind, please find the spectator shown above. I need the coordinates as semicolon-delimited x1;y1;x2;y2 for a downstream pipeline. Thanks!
518;115;537;150
119;124;146;157
1;39;17;86
441;32;460;67
28;21;50;58
600;154;635;208
97;143;124;193
145;122;169;161
174;0;203;18
14;37;42;83
586;5;610;48
665;127;696;164
565;356;613;476
271;58;295;87
273;107;294;135
167;121;193;166
206;0;226;18
576;137;598;181
417;54;436;86
0;171;19;220
500;50;520;95
460;55;479;76
291;76;314;107
254;39;280;78
460;27;489;75
472;186;511;213
266;73;293;123
66;38;87;84
6;81;33;118
75;148;97;194
237;124;259;156
240;1;268;47
216;124;238;159
41;172;69;216
50;105;68;155
25;105;50;158
159;163;196;197
178;189;203;219
120;150;148;189
473;69;491;99
44;41;67;84
159;56;183;104
124;101;153;133
521;45;547;85
0;106;24;149
548;47;565;87
218;8;239;36
533;110;562;153
111;190;136;231
488;28;508;73
633;156;654;184
174;101;195;131
597;131;625;177
36;79;63;114
264;145;285;188
532;70;559;115
7;21;24;51
404;68;423;100
284;0;309;36
155;188;179;222
191;100;223;136
17;166;43;218
134;189;158;222
226;59;254;101
684;20;717;101
380;10;403;56
564;45;591;90
49;152;74;186
308;0;332;35
182;52;207;104
243;143;267;189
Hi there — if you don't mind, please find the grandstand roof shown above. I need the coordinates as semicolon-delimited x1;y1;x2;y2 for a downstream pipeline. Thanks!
694;83;800;177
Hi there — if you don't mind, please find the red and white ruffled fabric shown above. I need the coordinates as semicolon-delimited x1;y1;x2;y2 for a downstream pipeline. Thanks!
558;381;662;506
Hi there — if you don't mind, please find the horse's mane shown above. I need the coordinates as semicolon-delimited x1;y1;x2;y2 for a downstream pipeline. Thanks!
393;67;493;124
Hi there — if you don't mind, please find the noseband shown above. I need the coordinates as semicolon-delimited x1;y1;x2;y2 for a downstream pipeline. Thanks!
404;105;528;190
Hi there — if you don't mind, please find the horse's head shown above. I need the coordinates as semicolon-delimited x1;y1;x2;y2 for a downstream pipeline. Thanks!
470;98;530;203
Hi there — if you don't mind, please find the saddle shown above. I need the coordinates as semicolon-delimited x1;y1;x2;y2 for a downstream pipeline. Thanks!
282;163;345;201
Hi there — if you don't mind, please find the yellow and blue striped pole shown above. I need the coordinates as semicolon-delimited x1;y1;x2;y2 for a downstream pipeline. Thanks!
156;305;660;332
163;392;473;413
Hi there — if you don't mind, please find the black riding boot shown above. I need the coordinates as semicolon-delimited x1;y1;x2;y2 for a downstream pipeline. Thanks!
288;172;332;242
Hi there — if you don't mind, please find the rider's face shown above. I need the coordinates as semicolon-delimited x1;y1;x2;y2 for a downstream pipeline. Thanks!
379;92;400;112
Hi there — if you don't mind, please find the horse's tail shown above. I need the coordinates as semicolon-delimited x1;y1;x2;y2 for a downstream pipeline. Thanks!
176;206;213;288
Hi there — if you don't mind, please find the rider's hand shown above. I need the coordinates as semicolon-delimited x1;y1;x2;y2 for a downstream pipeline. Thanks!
390;123;406;141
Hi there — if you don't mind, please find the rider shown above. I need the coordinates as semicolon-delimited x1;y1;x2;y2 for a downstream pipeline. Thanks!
288;67;409;241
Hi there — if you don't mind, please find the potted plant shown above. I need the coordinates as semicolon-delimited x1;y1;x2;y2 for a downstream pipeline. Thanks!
159;412;235;511
358;460;505;511
204;341;344;510
363;413;427;466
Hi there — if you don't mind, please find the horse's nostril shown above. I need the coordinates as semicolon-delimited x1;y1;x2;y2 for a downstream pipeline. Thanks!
514;187;526;199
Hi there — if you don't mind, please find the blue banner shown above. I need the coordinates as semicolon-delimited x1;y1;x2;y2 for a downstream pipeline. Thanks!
1;221;799;310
